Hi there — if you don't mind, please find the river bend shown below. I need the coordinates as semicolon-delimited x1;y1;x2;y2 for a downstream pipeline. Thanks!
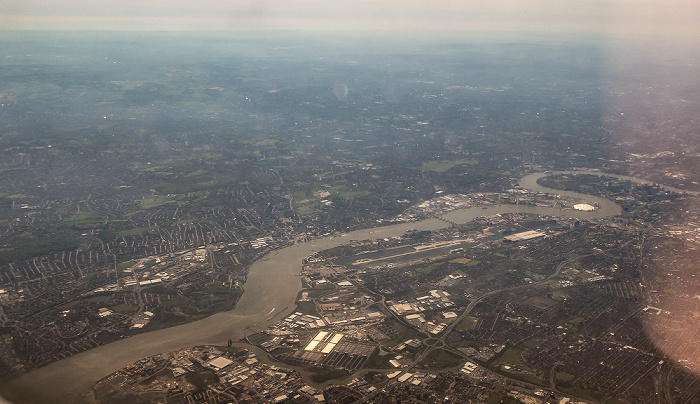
0;170;682;403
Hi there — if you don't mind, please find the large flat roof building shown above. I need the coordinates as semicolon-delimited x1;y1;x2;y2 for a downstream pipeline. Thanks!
503;230;545;242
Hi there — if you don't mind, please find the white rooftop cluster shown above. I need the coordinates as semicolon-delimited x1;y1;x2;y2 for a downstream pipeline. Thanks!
573;203;596;211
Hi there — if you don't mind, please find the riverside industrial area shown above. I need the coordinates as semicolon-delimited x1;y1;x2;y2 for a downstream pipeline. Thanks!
3;32;700;404
34;173;700;404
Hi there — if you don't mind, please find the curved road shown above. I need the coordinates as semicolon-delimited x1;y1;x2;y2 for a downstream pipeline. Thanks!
0;170;686;403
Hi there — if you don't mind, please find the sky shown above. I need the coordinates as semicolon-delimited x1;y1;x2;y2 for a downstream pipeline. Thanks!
2;0;700;387
1;0;699;35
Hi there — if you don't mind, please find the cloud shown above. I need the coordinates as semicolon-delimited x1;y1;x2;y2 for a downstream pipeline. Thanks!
0;0;698;34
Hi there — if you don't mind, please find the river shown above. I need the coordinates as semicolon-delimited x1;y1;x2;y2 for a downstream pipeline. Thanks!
0;170;684;403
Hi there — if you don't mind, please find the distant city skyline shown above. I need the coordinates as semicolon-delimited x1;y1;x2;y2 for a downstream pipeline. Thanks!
1;0;699;36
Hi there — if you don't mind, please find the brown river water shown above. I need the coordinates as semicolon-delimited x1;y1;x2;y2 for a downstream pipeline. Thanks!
3;171;672;403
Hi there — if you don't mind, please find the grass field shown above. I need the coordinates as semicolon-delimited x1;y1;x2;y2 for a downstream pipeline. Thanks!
0;234;80;265
137;195;178;209
414;263;438;275
421;158;477;173
551;290;565;301
112;303;139;313
426;349;463;368
556;371;575;382
455;316;478;332
562;316;588;329
495;348;522;365
449;258;472;264
521;336;545;348
59;212;105;229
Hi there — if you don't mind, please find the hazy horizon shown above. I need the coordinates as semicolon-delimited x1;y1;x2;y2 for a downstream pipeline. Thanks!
2;4;700;403
1;0;699;37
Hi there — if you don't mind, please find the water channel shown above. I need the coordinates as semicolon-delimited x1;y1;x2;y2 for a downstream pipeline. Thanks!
0;171;685;403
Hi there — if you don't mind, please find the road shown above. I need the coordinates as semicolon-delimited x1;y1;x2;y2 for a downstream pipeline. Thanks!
3;170;663;403
376;236;637;404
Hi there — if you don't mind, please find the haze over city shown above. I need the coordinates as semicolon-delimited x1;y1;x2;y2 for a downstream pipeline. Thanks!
1;1;700;403
2;0;700;35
